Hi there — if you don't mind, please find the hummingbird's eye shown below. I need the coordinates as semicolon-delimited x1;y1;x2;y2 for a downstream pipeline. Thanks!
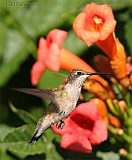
76;71;84;75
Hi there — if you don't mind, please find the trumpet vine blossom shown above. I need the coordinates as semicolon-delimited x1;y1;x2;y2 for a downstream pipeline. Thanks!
52;102;107;153
73;2;127;79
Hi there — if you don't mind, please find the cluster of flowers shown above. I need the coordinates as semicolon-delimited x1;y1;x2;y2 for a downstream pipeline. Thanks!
30;3;132;155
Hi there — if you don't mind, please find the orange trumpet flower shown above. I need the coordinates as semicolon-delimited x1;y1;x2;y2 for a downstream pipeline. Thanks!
90;98;108;120
73;3;116;47
73;3;127;79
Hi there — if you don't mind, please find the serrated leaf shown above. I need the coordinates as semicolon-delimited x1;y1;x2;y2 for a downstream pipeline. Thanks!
9;102;37;124
97;151;120;160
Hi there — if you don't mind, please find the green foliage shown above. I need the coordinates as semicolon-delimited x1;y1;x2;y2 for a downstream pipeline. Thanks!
38;69;67;88
0;105;62;159
0;124;12;142
0;0;132;159
97;151;120;160
63;31;88;56
9;102;37;124
125;20;132;56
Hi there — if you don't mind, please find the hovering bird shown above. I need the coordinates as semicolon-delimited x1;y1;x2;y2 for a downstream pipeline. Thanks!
13;69;111;144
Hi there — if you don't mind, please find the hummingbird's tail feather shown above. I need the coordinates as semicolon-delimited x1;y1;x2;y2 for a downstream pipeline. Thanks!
28;129;42;145
28;116;52;145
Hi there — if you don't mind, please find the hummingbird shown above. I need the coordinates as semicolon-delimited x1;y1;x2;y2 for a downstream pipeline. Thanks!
13;69;111;145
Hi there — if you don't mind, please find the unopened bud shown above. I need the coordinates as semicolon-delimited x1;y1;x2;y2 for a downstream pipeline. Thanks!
110;77;118;84
120;76;130;88
108;115;121;128
116;128;123;135
119;148;127;156
113;99;118;104
118;100;127;112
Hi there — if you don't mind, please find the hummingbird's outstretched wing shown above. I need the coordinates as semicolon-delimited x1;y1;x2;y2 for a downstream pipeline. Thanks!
11;88;56;101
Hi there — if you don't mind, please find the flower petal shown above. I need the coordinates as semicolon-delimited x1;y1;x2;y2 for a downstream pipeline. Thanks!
46;29;67;48
30;61;46;85
73;12;100;46
61;133;92;153
37;37;47;61
71;102;98;122
90;98;108;120
88;120;108;145
73;3;116;46
45;43;60;71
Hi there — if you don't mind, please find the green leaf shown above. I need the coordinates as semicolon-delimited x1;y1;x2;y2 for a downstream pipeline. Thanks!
82;91;95;101
0;149;13;160
97;151;120;160
9;102;37;124
0;28;30;87
3;124;33;142
0;20;8;59
45;143;63;160
125;20;132;56
1;124;46;158
30;107;45;120
6;0;90;37
0;141;46;159
63;31;87;56
0;124;12;142
1;124;62;159
38;69;66;88
106;0;132;9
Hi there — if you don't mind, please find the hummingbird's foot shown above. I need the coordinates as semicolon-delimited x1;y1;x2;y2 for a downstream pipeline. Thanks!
56;120;65;130
59;111;65;116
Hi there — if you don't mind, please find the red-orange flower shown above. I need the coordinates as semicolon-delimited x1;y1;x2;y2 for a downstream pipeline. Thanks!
73;3;127;79
31;29;67;85
90;98;108;120
31;29;109;87
52;102;108;153
73;3;116;47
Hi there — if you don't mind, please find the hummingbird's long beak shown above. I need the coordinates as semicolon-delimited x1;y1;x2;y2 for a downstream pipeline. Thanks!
86;72;112;76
